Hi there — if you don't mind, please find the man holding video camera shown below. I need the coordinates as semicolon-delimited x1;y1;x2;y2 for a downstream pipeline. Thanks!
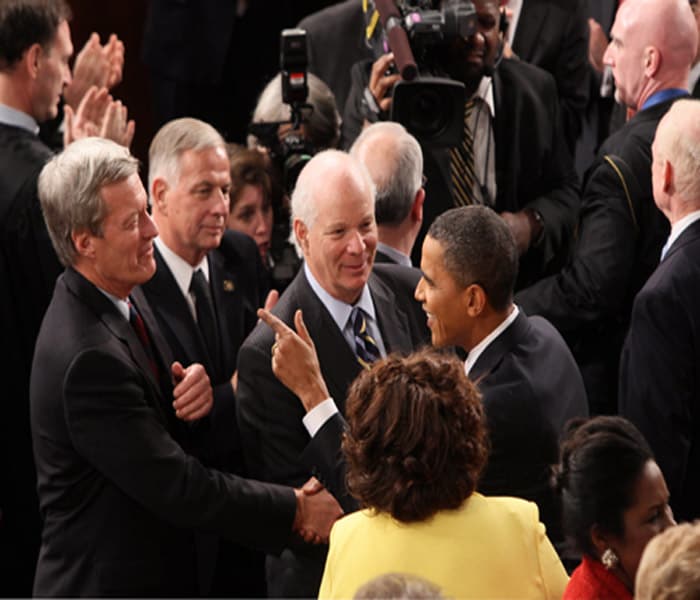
343;0;579;289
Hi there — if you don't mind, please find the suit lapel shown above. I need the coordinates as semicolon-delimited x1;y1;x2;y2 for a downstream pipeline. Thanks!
470;311;529;383
369;272;415;354
294;271;361;413
208;249;253;376
147;248;211;372
63;268;170;422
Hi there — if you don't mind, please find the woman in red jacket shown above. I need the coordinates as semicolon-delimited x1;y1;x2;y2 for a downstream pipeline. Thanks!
558;417;676;599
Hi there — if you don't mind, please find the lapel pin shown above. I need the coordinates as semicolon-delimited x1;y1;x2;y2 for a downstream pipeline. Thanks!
223;279;235;292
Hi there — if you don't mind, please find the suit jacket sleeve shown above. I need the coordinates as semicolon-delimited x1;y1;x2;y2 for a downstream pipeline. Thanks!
516;157;639;332
618;286;694;513
300;413;357;513
63;346;296;554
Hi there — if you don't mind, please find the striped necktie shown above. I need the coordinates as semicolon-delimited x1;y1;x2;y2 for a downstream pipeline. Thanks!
450;99;480;207
351;307;381;369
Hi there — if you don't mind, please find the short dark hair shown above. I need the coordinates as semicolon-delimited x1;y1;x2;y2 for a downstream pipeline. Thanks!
557;416;654;558
227;147;272;211
343;349;489;523
427;206;518;311
0;0;71;70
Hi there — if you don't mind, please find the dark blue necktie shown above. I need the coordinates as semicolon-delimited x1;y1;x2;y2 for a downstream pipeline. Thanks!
351;306;381;369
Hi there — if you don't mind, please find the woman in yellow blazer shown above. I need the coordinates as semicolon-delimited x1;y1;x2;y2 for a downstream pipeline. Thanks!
318;350;568;599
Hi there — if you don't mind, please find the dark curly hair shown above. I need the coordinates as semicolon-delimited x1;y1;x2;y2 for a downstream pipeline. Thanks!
557;416;654;558
343;349;489;523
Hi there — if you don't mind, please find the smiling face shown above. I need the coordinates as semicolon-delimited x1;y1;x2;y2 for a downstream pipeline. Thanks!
415;235;471;349
80;173;158;299
296;169;377;305
227;183;274;261
33;19;73;122
604;460;676;591
155;146;231;266
438;0;502;90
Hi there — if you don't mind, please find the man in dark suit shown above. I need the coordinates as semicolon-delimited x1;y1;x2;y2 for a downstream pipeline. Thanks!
298;0;371;113
261;205;587;553
350;121;425;267
619;99;700;523
506;0;590;154
30;137;341;597
516;0;698;414
342;0;580;288
140;118;270;596
236;150;429;597
0;2;132;592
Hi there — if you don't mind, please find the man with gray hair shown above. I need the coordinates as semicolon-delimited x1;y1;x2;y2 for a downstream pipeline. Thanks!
619;98;700;523
237;149;429;597
0;0;133;591
30;137;341;597
350;121;425;266
140;117;270;595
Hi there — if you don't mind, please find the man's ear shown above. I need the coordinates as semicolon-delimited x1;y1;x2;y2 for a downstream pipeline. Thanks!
293;219;309;255
662;159;674;194
24;43;43;79
463;283;487;318
151;178;169;215
643;46;660;77
72;230;96;259
412;188;425;224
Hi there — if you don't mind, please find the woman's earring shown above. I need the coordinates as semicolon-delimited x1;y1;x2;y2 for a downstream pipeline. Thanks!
601;548;619;570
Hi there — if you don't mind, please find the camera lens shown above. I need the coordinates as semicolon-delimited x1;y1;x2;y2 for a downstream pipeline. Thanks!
406;88;451;137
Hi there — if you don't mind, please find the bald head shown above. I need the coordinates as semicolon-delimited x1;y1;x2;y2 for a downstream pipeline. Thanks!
350;122;423;226
652;99;700;218
604;0;697;109
291;150;378;304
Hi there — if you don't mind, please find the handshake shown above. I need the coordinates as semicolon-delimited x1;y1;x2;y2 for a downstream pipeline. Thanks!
293;477;343;545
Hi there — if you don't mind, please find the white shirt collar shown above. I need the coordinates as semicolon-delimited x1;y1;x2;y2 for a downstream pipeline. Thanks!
303;262;376;333
0;103;39;135
661;209;700;260
154;237;209;298
464;304;520;375
474;75;496;117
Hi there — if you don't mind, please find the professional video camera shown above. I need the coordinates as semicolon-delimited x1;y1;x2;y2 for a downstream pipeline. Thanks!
248;28;315;195
372;0;477;146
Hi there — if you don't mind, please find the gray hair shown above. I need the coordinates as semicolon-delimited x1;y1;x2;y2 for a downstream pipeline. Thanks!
148;117;226;195
654;99;700;204
636;520;700;600
354;573;445;600
350;122;423;226
290;149;376;253
38;137;139;267
249;72;341;151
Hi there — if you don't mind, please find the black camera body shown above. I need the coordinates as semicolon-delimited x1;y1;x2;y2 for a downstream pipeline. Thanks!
249;28;315;194
374;0;478;146
398;0;477;57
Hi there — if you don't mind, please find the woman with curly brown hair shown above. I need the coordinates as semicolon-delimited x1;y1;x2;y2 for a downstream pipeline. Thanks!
318;349;569;599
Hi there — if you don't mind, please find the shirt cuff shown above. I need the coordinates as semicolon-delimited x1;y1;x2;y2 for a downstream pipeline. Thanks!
302;397;339;438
